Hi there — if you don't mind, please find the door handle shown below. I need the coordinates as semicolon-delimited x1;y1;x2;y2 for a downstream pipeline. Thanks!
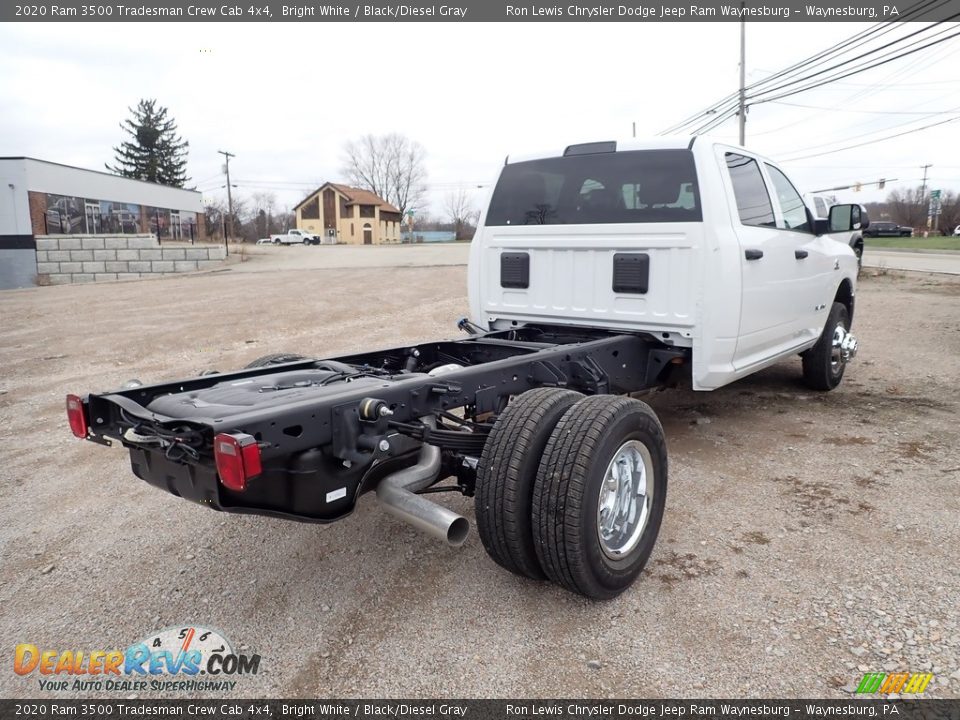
795;249;809;259
744;249;764;260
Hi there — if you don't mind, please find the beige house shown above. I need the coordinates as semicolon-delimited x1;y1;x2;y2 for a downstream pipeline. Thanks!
294;183;402;245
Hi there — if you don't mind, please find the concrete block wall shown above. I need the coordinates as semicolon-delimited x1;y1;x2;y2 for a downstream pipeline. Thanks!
34;235;227;285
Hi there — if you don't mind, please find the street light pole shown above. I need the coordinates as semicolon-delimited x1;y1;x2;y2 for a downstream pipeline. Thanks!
738;15;746;145
218;149;235;256
920;163;932;231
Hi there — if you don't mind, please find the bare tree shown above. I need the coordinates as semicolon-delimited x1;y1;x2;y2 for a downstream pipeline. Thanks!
937;190;959;235
341;133;427;217
205;193;251;241
886;186;927;229
443;188;477;240
250;191;278;237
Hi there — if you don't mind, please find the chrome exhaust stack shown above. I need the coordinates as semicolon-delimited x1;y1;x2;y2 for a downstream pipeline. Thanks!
375;418;469;547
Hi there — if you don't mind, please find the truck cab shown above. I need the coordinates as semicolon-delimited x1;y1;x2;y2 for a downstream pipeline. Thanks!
469;137;861;390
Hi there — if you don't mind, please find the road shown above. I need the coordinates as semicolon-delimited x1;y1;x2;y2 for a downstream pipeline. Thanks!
863;249;960;275
238;243;960;276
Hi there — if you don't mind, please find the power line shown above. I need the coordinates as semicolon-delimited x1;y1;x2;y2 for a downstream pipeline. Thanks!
659;0;945;134
659;1;956;136
777;103;960;156
768;100;960;115
779;115;960;162
750;25;960;105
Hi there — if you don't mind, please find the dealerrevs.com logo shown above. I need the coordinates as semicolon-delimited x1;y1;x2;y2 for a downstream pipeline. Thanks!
14;625;261;693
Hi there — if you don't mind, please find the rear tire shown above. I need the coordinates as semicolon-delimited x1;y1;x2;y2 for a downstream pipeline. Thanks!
802;302;849;391
475;387;584;580
532;395;668;600
245;353;308;368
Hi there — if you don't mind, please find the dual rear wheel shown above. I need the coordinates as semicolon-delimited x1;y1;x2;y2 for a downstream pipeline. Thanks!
475;388;667;600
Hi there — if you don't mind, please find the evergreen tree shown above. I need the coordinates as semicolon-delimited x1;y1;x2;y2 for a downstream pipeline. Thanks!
106;99;189;187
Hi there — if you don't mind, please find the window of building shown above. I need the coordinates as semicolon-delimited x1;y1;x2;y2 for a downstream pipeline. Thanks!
725;153;775;228
359;204;376;218
301;196;320;219
350;223;354;236
146;207;172;238
99;201;141;234
44;194;84;234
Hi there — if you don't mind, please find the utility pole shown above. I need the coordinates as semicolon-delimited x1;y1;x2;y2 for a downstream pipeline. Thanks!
738;13;746;145
920;163;932;231
218;149;235;255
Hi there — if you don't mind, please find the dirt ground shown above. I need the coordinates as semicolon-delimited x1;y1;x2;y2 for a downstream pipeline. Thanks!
1;257;958;699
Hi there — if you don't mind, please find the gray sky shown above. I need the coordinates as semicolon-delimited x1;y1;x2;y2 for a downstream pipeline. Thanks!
2;21;959;216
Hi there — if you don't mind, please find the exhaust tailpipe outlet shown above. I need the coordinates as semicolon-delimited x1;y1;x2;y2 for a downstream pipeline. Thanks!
376;419;470;547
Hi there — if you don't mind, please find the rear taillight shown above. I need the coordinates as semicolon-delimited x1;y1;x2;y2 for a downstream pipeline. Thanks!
66;394;88;438
213;433;262;492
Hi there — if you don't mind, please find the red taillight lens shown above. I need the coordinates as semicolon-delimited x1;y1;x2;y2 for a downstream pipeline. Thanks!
66;394;88;438
213;433;262;492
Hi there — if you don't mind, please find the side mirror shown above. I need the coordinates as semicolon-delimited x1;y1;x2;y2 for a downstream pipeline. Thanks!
828;204;869;233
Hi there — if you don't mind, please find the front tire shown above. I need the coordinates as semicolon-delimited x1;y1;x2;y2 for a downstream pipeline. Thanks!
802;302;850;391
475;387;584;580
532;395;668;600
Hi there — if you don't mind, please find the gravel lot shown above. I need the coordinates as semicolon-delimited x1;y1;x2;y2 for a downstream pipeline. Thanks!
1;248;958;699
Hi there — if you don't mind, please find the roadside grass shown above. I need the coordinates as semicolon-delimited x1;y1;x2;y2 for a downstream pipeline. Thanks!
866;235;960;251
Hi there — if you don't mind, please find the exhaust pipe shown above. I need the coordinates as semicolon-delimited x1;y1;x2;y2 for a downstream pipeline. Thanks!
376;419;470;547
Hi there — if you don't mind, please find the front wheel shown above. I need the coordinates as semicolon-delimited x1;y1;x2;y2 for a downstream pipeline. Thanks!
532;395;668;600
802;302;854;391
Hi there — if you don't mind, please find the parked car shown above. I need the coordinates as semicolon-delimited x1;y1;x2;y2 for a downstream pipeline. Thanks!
255;238;273;245
864;221;912;238
952;225;960;237
271;229;321;245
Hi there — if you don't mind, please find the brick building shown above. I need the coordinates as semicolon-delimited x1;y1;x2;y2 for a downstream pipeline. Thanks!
0;157;205;289
294;183;402;245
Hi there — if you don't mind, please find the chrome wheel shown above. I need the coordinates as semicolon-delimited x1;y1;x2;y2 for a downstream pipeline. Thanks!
830;324;846;372
830;324;858;372
597;440;653;559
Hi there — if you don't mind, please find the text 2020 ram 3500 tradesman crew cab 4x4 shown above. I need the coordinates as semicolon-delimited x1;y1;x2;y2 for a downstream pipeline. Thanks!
67;138;864;599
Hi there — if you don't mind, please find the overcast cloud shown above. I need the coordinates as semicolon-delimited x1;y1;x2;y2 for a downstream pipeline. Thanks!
1;21;958;215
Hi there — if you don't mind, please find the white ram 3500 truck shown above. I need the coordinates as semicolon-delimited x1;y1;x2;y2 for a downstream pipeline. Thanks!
69;137;865;601
469;137;861;393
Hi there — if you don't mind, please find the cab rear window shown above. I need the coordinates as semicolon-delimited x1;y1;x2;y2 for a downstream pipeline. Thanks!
485;149;702;226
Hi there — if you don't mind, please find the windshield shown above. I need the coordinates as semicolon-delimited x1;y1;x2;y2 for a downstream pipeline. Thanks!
485;149;701;226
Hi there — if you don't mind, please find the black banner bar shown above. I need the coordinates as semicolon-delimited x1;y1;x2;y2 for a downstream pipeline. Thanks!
1;700;959;720
4;0;960;22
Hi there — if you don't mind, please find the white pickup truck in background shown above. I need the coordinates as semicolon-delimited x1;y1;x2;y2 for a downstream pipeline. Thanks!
270;229;321;245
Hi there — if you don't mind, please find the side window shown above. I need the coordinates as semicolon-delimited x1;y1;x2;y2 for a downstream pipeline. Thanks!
814;196;828;219
766;164;811;233
725;153;775;227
